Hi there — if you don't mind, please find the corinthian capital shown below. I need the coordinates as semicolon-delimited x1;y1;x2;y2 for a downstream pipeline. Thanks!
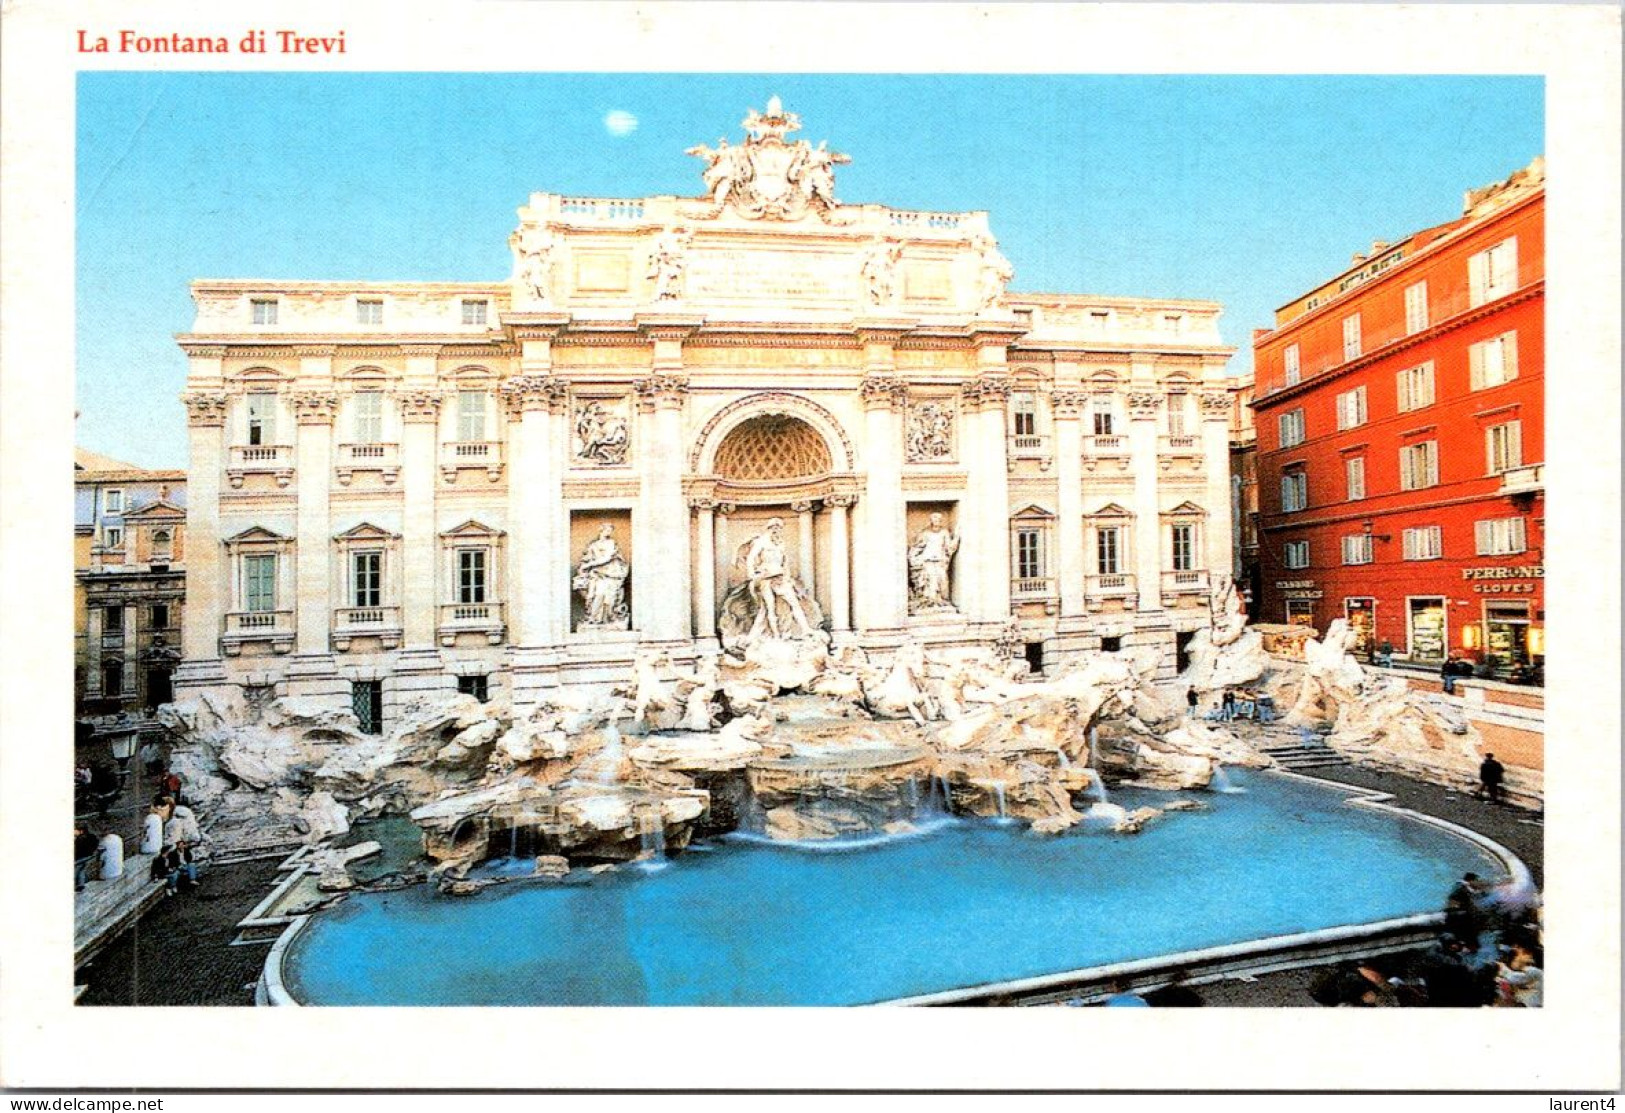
398;390;446;422
1126;391;1162;419
859;375;907;408
289;391;341;425
1050;389;1089;417
500;375;569;418
961;375;1013;408
1198;391;1233;418
634;374;689;409
181;391;229;427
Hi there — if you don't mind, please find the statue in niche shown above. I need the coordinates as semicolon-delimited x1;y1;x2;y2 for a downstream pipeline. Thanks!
574;401;628;466
907;513;960;613
860;239;902;308
648;227;692;302
509;226;555;304
974;236;1014;311
717;517;825;647
572;525;630;629
906;402;954;461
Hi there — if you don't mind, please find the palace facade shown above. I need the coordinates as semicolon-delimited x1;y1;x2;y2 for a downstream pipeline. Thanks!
174;103;1235;726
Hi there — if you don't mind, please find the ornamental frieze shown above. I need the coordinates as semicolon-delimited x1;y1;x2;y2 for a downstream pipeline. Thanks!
181;392;229;427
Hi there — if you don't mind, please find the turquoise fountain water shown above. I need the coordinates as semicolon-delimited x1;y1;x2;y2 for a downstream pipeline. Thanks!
281;769;1504;1006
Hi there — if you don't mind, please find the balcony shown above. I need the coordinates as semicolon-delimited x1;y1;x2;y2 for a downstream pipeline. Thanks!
1162;569;1211;596
1087;572;1136;597
1158;434;1204;473
1085;434;1129;454
438;601;505;646
1007;434;1052;470
332;605;403;651
1010;575;1055;602
222;609;294;655
227;444;294;489
439;441;504;483
1499;463;1545;497
336;442;401;486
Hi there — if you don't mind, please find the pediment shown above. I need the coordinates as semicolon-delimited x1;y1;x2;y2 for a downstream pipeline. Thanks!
1088;502;1134;518
1010;502;1056;521
124;499;186;522
439;519;504;540
334;521;400;542
1163;500;1207;517
224;525;292;545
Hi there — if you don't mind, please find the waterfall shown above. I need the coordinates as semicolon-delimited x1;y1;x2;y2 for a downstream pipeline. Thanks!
1210;764;1245;794
904;777;921;814
934;772;954;813
1055;748;1072;769
592;719;626;786
1087;726;1099;768
1088;770;1109;804
636;805;668;869
989;781;1009;821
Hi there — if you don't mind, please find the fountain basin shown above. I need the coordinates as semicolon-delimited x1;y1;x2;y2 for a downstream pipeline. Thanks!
270;770;1517;1006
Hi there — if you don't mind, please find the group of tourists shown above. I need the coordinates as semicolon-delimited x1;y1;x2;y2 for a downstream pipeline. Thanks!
73;751;205;898
1310;871;1542;1007
144;792;204;895
1186;687;1275;724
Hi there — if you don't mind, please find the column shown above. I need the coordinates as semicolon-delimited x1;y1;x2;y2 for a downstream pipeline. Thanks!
501;369;568;647
290;384;338;657
1052;389;1088;618
854;370;906;632
397;376;443;650
961;372;1013;625
1127;388;1164;612
827;493;854;633
177;385;227;681
121;603;138;699
792;500;816;590
691;498;717;639
713;504;734;628
1199;390;1236;587
86;606;104;697
635;346;691;644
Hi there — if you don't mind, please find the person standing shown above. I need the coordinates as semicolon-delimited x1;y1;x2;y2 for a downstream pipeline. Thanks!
1186;688;1199;718
1477;752;1507;805
1221;689;1236;722
74;825;99;891
1441;657;1457;695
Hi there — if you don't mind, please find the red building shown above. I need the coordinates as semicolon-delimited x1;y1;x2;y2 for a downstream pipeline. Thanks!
1252;158;1544;675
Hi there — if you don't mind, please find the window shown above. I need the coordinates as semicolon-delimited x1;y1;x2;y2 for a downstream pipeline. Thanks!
1281;472;1308;512
103;662;124;698
1092;398;1115;436
103;604;124;631
1099;635;1122;653
457;674;490;702
1286;598;1316;627
104;489;125;513
1015;528;1044;579
462;300;489;326
1335;386;1367;430
1011;393;1037;437
1278;408;1305;448
244;554;278;612
250;298;279;326
1283;344;1301;386
1408;598;1447;661
457;548;488;604
1163;313;1185;333
1475;517;1527;556
1170;524;1196;572
1345;456;1366;500
103;526;123;549
1470;332;1519;390
1283;540;1310;569
352;680;383;735
1341;533;1374;565
1403;526;1443;560
151;603;170;629
1088;310;1112;332
1469;237;1518;307
1399;441;1438;491
1166;393;1187;436
151;529;173;559
1342;314;1362;361
352;391;384;443
1096;527;1121;575
457;390;486;442
247;393;277;445
1404;281;1429;334
1396;362;1436;412
1486;421;1523;475
356;299;384;325
352;550;382;608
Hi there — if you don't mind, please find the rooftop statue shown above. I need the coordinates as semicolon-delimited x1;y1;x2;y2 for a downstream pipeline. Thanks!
687;98;850;222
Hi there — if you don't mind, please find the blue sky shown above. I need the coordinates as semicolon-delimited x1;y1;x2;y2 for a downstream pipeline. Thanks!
76;73;1543;468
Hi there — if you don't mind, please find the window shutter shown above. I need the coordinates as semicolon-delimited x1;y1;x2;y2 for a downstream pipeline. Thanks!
1421;363;1434;406
1509;421;1522;469
1468;251;1489;307
1475;520;1492;554
1499;237;1518;289
1510;517;1526;552
1503;332;1519;381
1396;369;1410;412
1469;343;1485;390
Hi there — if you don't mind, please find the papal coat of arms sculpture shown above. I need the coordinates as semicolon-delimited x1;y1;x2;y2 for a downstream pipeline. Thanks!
686;96;852;222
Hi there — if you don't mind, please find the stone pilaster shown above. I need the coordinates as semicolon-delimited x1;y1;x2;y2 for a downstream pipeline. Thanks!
961;373;1013;624
290;390;339;660
855;367;908;633
1052;389;1088;620
502;371;570;648
85;606;104;697
690;497;718;640
177;388;228;685
397;385;444;651
635;355;691;644
826;492;855;633
1126;388;1165;613
1199;390;1236;587
791;499;817;593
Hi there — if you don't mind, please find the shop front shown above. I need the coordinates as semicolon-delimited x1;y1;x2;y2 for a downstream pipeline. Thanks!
1344;597;1376;662
1406;596;1447;663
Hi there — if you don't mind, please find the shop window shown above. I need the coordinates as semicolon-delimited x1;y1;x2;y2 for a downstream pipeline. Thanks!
1407;598;1447;661
1484;602;1531;667
1285;599;1316;629
1345;598;1376;660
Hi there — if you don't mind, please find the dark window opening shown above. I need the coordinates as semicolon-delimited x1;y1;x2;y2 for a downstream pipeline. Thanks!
1023;641;1045;675
457;674;490;702
352;680;384;735
151;604;170;629
1176;630;1197;674
1100;636;1122;653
